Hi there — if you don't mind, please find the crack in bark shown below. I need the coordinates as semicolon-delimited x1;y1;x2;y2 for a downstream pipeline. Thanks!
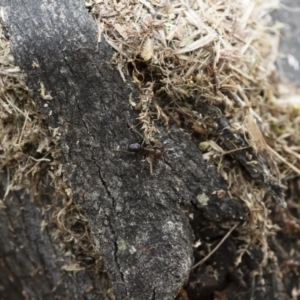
60;46;127;291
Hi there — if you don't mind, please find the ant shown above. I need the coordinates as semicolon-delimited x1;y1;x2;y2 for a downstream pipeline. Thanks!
113;122;164;174
126;122;163;157
128;142;163;159
127;142;163;174
76;254;95;265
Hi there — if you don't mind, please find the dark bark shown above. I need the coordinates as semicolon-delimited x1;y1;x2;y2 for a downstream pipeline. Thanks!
191;99;285;206
1;0;245;299
272;0;300;88
0;169;112;300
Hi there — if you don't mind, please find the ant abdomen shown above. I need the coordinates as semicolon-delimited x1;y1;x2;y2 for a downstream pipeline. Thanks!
128;143;142;152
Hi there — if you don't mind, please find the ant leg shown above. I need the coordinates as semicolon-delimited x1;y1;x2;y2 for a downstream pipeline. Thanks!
113;148;135;154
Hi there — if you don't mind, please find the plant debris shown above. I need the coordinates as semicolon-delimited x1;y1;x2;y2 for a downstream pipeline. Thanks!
87;0;300;296
1;0;300;298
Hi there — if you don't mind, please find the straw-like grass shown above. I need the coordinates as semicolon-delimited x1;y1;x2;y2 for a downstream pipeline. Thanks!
1;0;300;294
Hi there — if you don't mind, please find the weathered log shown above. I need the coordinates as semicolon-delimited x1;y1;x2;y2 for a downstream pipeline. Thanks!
1;0;245;299
191;99;285;206
0;169;112;300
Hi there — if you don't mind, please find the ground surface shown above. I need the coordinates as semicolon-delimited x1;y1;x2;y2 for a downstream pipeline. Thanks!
180;2;300;299
1;1;300;299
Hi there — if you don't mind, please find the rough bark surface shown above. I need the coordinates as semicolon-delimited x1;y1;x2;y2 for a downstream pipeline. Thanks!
1;0;245;299
272;0;300;88
0;170;111;300
191;99;285;206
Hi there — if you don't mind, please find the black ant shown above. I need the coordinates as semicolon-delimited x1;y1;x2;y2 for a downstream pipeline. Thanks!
126;122;163;159
76;254;95;265
113;122;164;173
127;142;163;174
128;142;163;159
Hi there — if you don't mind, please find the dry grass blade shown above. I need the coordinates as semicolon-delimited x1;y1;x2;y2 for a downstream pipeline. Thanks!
2;0;300;294
192;223;239;270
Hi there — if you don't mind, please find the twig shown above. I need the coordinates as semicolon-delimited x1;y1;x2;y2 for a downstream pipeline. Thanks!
192;223;239;270
268;145;300;177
